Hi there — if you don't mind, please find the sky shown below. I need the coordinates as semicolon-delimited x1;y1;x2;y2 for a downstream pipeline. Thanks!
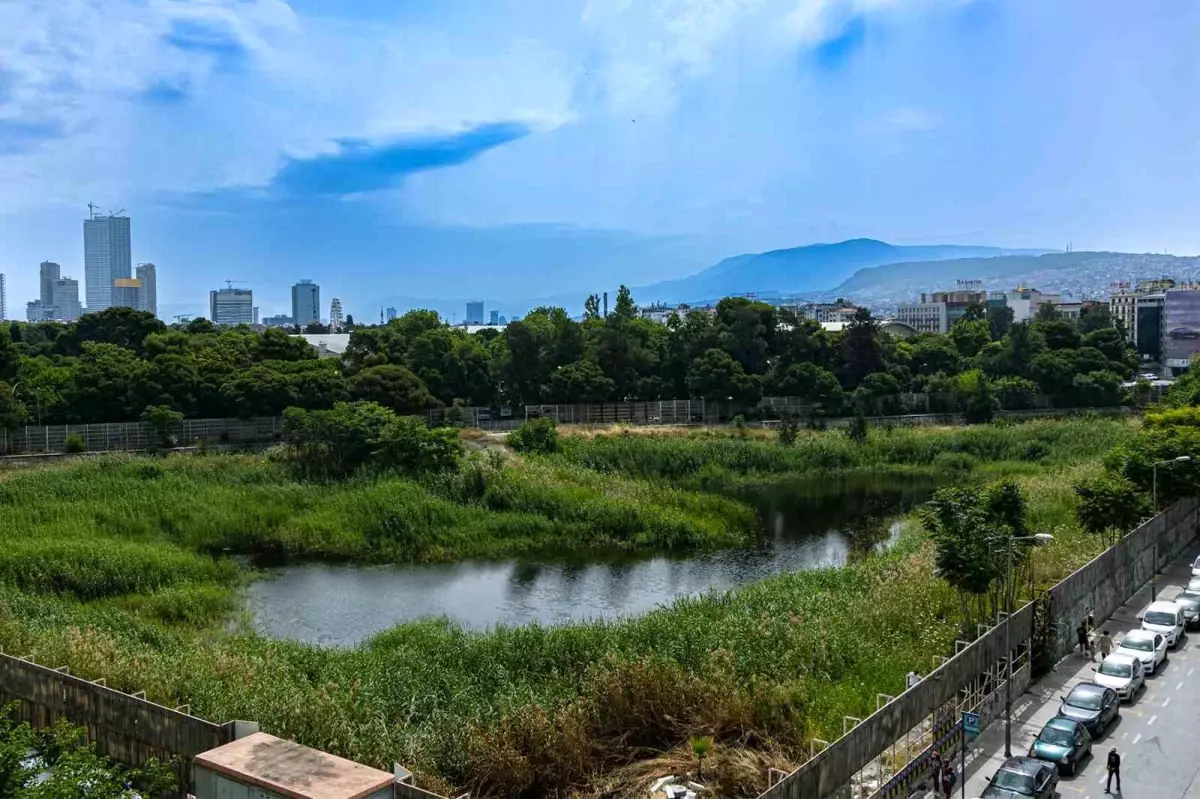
2;0;1200;321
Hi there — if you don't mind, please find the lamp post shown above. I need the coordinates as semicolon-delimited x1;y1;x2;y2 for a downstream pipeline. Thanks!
1151;455;1191;600
1001;532;1055;758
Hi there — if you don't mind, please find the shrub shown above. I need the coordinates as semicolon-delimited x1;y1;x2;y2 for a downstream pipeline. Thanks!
141;404;183;449
508;418;559;455
64;434;86;454
1075;473;1150;539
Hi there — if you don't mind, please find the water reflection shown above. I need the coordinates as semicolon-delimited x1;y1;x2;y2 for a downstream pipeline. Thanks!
244;474;937;646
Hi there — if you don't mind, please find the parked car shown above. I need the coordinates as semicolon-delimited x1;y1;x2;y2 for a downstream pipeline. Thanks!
981;756;1059;798
1093;653;1145;701
1173;593;1200;628
1191;554;1200;577
1056;682;1120;737
1186;576;1200;594
1142;600;1186;648
1028;716;1093;775
1114;630;1167;675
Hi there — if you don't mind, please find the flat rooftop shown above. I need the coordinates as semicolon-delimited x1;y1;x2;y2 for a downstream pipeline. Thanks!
195;732;394;799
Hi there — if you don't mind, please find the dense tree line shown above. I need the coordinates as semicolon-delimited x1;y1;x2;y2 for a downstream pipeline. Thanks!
0;288;1138;427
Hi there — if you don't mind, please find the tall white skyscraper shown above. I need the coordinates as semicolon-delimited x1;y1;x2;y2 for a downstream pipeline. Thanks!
136;263;157;317
52;278;82;321
0;273;6;321
210;287;254;325
292;280;320;326
84;209;131;312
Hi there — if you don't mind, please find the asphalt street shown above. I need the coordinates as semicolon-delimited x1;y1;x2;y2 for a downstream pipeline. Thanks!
957;546;1200;799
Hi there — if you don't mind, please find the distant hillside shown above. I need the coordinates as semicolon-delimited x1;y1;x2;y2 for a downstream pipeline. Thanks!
831;251;1200;308
634;238;1049;303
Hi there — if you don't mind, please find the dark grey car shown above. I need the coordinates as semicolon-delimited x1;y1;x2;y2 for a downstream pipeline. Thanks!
981;756;1059;799
1057;682;1119;737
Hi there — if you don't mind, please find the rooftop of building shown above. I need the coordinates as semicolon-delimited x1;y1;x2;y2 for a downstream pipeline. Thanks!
194;732;394;799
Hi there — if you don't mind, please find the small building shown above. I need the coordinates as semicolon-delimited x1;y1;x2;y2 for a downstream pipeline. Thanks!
294;333;351;358
193;732;395;799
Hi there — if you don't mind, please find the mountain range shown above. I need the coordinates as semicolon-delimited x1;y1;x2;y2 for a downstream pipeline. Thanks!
373;239;1200;321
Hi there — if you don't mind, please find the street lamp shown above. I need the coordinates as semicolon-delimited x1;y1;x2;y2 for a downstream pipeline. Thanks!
1000;532;1055;758
1151;455;1191;600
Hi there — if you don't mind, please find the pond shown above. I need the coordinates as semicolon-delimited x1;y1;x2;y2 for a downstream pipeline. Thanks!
244;474;937;646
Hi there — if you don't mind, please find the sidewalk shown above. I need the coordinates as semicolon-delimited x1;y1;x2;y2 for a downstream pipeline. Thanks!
953;544;1200;799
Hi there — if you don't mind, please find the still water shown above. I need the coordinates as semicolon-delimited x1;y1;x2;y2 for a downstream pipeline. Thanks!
244;475;935;646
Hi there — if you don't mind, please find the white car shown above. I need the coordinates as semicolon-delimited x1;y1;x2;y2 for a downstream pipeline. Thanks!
1142;600;1186;648
1192;555;1200;577
1187;576;1200;594
1114;630;1168;675
1093;653;1145;701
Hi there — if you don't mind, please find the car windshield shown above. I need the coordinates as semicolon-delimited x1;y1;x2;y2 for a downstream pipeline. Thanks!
992;770;1036;793
1066;687;1104;710
1038;726;1074;746
1178;596;1200;609
1122;635;1154;652
1145;611;1178;626
1099;659;1132;678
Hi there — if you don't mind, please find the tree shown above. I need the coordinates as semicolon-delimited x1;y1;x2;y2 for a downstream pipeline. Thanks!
613;285;637;319
992;376;1039;410
141;404;184;448
548;361;615;404
1079;305;1114;333
1036;319;1081;351
910;335;962;376
958;369;998;423
687;348;761;403
987;304;1015;339
1075;473;1150;544
349;365;437;415
950;318;991;358
584;294;602;321
839;307;887;388
66;307;167;355
372;415;462;476
777;413;798;446
508;417;559;454
0;324;17;382
765;362;844;408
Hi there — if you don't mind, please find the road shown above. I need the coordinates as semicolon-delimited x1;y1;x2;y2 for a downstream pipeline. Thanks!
957;545;1200;799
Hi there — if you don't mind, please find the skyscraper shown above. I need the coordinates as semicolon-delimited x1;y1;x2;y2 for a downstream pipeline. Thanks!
466;300;484;325
329;297;344;331
83;209;132;312
210;287;254;325
111;278;141;310
52;278;82;321
39;261;60;310
292;280;320;327
136;263;157;317
386;307;397;322
489;309;500;325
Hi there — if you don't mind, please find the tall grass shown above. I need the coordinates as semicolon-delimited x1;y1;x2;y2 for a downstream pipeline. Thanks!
0;418;1133;796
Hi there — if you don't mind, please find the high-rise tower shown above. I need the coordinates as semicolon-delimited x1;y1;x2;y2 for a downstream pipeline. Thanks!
83;207;131;312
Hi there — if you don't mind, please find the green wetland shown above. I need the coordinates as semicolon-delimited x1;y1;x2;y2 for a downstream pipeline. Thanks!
0;417;1133;796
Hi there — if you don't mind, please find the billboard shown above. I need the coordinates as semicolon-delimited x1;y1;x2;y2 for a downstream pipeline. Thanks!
1162;289;1200;368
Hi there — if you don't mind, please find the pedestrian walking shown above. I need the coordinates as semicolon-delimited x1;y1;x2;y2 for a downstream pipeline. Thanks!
1106;747;1121;794
939;761;956;797
1077;622;1091;658
1099;629;1114;659
907;670;921;690
929;750;943;788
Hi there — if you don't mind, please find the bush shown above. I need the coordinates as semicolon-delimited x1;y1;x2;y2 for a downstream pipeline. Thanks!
508;418;559;455
1075;473;1150;538
64;433;86;454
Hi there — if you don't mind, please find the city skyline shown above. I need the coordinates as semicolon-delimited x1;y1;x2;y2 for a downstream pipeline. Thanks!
4;2;1200;319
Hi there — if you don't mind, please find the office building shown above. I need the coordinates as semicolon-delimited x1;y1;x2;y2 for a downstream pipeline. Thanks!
292;280;320;327
986;287;1061;323
52;278;82;321
253;307;260;325
210;287;254;325
894;288;984;334
26;300;48;322
111;278;142;310
386;307;397;322
40;261;60;309
83;210;132;312
466;300;484;325
0;273;5;321
136;263;157;317
329;297;344;331
488;309;500;325
1110;279;1174;361
1162;288;1200;375
263;314;295;328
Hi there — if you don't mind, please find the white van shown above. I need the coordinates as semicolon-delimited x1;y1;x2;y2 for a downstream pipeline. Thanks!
1142;600;1186;648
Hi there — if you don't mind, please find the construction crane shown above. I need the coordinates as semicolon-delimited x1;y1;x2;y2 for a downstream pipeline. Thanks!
224;279;246;290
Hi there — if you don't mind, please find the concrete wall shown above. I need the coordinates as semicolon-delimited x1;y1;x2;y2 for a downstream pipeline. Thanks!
0;653;237;795
759;603;1033;799
1047;497;1199;662
759;498;1198;799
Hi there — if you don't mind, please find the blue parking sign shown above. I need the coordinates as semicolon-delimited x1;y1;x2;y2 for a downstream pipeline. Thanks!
962;711;980;739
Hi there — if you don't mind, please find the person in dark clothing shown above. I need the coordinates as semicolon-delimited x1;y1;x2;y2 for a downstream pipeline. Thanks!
1077;623;1091;658
939;761;956;797
1106;747;1121;794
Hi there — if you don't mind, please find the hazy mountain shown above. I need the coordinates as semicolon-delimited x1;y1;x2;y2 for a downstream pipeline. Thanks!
633;239;1051;304
832;251;1200;308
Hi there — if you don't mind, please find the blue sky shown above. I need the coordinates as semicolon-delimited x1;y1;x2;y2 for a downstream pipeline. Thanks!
2;0;1199;320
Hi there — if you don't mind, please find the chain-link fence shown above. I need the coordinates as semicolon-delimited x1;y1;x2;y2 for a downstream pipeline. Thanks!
0;417;283;456
522;399;708;425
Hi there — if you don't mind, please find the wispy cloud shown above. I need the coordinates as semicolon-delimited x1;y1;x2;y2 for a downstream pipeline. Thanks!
272;123;532;197
0;118;63;155
164;18;248;67
814;15;866;69
140;80;190;105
